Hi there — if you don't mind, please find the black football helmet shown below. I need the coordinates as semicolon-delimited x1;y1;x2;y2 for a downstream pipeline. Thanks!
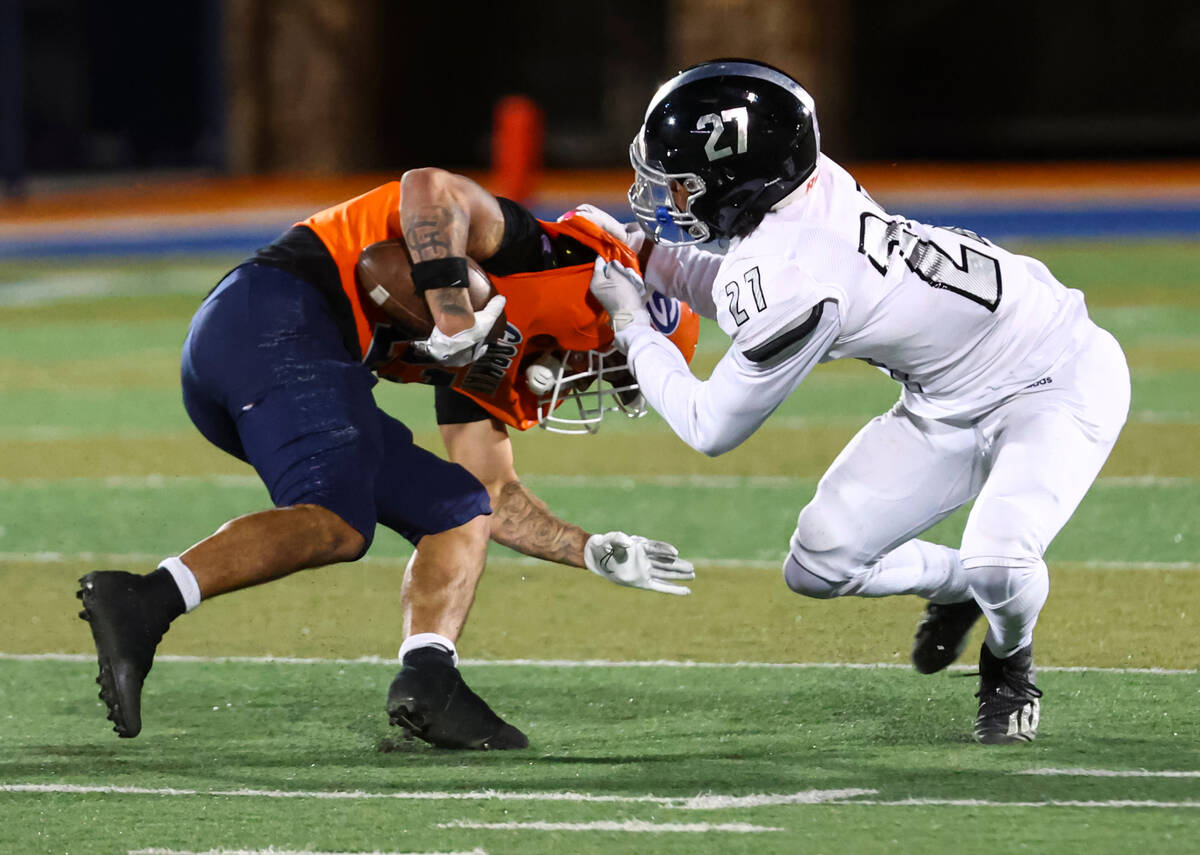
629;59;820;245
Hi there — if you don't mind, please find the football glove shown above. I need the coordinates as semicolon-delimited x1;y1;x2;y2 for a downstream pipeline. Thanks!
584;531;694;596
568;204;646;256
589;257;649;341
413;294;507;366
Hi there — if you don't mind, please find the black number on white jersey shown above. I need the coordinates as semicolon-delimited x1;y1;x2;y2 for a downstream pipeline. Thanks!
858;212;1002;312
861;356;923;394
724;266;766;326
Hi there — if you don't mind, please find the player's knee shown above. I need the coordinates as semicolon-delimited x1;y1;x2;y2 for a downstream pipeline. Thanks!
782;553;843;599
782;506;862;598
416;512;490;552
460;513;491;549
295;503;370;564
963;557;1047;610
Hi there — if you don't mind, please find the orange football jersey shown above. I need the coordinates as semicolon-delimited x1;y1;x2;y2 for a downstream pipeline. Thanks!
299;185;700;431
300;181;404;355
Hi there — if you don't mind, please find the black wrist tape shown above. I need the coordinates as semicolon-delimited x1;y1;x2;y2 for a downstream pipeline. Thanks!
411;257;470;294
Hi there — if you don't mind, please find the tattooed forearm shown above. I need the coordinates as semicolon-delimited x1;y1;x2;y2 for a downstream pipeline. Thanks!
490;480;589;567
402;204;467;262
431;290;472;317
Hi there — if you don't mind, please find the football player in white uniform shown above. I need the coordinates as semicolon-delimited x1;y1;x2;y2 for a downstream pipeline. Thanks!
581;59;1130;744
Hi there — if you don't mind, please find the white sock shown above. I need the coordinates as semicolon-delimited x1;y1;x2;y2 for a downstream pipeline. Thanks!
850;539;970;602
399;632;458;667
160;556;202;612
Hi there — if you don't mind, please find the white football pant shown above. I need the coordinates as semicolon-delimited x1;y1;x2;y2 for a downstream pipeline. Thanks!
784;322;1130;657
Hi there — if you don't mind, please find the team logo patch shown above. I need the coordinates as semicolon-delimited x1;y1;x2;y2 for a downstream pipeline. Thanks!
648;291;681;334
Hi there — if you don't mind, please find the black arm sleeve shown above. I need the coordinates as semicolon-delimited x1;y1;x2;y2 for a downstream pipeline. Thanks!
480;196;598;276
479;197;549;277
434;384;494;425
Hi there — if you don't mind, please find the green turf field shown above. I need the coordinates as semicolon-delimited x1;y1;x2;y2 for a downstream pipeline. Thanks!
1;240;1198;854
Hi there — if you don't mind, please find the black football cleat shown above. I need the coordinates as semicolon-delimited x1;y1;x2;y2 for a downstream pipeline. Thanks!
912;598;983;674
386;647;528;750
76;571;173;738
974;642;1043;744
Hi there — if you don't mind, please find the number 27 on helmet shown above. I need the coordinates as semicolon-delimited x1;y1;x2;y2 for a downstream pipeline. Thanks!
629;58;821;245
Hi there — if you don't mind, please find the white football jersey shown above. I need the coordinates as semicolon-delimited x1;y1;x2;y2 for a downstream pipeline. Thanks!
646;154;1090;420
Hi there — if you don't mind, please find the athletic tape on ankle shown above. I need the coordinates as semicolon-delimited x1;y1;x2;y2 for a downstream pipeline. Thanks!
160;556;202;612
399;632;459;667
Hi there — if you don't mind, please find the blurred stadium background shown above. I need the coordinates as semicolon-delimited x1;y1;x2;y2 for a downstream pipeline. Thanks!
1;2;1198;853
3;0;1200;243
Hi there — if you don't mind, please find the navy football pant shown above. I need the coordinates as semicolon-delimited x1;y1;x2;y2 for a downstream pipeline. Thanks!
180;263;491;549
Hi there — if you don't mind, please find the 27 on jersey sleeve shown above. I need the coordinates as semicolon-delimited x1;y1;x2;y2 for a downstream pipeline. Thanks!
712;254;841;362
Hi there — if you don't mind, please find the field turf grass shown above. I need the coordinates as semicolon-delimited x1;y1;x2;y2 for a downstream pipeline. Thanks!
1;239;1198;854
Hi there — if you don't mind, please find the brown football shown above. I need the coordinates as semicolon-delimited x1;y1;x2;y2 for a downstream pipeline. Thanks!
355;239;504;341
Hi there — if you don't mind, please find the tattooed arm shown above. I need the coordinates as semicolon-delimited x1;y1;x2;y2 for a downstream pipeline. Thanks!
399;168;508;336
439;417;589;567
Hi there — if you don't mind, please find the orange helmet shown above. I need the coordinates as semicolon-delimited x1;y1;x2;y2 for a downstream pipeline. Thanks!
372;216;699;432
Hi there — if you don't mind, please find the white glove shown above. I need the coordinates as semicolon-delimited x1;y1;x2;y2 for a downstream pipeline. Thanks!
569;204;646;256
584;531;695;596
412;294;507;366
589;257;649;342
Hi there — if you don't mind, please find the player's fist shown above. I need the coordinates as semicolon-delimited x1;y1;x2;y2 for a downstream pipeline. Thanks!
584;531;695;596
589;257;649;343
413;294;507;366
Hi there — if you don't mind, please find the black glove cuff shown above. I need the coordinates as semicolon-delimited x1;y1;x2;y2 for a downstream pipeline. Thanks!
411;257;470;295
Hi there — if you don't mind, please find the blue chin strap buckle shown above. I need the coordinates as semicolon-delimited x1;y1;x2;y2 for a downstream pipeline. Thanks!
654;204;673;226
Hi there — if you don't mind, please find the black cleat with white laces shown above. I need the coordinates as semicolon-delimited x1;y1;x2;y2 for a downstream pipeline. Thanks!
974;642;1043;744
77;570;180;738
386;646;528;750
912;598;983;674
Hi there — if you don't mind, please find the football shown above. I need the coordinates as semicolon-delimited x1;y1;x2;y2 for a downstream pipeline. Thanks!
524;352;562;396
355;239;504;341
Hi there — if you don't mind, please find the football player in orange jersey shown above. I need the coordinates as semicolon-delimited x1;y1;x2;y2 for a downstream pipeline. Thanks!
76;168;698;750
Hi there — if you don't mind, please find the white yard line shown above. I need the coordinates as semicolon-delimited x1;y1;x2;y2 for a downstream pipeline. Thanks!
2;408;1196;442
1094;475;1197;487
678;790;875;808
1130;410;1200;425
2;473;1196;489
437;820;783;833
1;551;1196;573
843;798;1200;809
0;550;166;564
130;850;487;855
1020;768;1200;778
0;474;264;488
1073;560;1200;571
0;427;195;441
5;783;1195;814
0;651;1194;676
0;783;865;810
